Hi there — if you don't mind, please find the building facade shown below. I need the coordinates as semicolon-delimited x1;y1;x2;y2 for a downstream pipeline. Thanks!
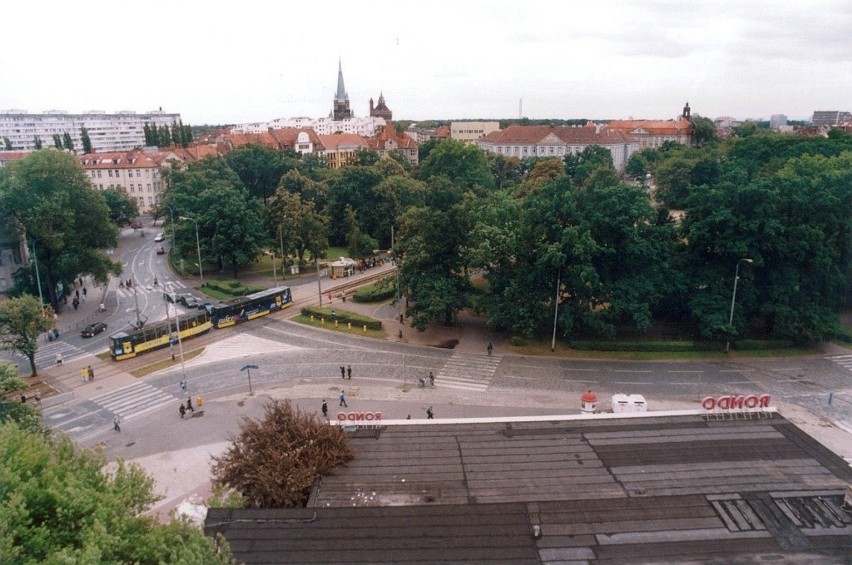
477;125;639;171
369;93;392;121
450;121;501;144
0;109;180;153
811;110;851;127
316;134;369;169
78;150;182;213
366;125;419;166
603;118;693;149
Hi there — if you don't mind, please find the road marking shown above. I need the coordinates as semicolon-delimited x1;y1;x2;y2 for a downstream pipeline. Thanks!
667;370;703;373
504;375;533;380
614;381;651;385
614;370;652;373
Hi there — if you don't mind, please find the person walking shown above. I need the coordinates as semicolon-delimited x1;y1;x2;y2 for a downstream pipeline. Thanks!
340;366;346;379
487;342;493;356
113;416;121;432
339;390;347;407
429;371;435;387
322;400;328;418
347;365;352;379
88;366;94;381
82;287;87;301
186;396;194;415
426;406;434;419
34;391;41;407
179;403;186;419
180;380;187;395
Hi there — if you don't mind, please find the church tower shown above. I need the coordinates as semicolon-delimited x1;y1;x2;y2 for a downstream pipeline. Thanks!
369;92;392;121
332;60;353;121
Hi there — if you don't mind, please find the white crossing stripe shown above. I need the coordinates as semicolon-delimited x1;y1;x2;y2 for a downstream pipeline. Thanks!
116;279;185;300
826;354;852;372
91;381;176;419
436;353;502;391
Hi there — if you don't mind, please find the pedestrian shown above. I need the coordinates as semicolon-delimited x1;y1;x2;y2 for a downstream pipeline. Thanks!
180;379;187;394
347;365;352;379
322;400;328;418
20;394;26;403
153;276;158;286
487;342;493;356
340;366;346;379
75;289;80;300
342;291;346;303
427;406;434;419
179;403;186;419
113;416;121;432
79;277;83;286
186;396;194;414
339;390;347;407
87;366;94;381
82;287;87;299
429;371;435;387
34;391;41;406
119;280;124;289
72;297;79;311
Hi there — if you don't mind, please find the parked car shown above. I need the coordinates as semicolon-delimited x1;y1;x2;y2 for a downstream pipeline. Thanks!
154;233;164;242
156;246;165;255
81;322;107;337
181;295;202;308
130;221;143;229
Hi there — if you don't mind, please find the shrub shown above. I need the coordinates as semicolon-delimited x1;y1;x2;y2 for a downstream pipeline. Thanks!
352;283;396;303
569;340;722;352
211;399;353;507
301;307;383;330
510;336;525;346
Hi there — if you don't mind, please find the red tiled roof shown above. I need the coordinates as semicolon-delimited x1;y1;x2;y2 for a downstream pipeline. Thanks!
366;125;418;151
605;118;692;136
317;134;369;151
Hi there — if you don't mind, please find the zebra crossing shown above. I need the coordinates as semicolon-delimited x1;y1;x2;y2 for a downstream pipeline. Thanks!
435;353;502;391
0;340;87;372
826;354;852;373
90;381;176;420
116;279;186;301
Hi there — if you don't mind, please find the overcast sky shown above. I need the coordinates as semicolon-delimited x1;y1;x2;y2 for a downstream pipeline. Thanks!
2;1;850;125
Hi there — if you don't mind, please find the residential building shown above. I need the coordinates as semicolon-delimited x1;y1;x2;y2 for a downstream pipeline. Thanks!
450;121;501;144
477;124;639;171
0;150;29;168
811;110;851;127
366;125;419;166
369;93;392;121
0;109;180;153
769;114;788;130
316;134;369;169
603;117;693;149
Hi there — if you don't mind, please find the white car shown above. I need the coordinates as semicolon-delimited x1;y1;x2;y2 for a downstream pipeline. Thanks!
154;233;164;242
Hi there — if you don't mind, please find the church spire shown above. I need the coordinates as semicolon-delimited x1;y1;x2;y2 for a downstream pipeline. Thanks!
336;59;349;103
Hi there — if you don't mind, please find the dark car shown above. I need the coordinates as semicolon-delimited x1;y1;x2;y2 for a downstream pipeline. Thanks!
181;295;201;308
156;246;165;255
81;322;107;337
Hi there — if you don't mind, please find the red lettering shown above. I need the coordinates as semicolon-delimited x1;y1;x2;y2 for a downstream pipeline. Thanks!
717;396;731;410
702;397;716;410
365;413;374;421
744;395;758;408
375;412;381;420
355;413;365;421
336;413;346;421
730;396;745;409
759;394;770;407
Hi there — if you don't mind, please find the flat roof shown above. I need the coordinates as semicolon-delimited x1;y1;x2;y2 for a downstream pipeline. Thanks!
205;413;852;563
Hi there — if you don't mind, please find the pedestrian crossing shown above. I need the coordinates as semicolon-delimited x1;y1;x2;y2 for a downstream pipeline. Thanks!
826;354;852;373
435;353;502;391
0;340;87;373
115;279;186;301
90;381;177;420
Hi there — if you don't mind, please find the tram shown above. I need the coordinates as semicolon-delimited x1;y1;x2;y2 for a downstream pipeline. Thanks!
109;285;293;360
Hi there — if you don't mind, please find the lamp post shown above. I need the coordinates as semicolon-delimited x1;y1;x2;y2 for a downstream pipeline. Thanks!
179;216;203;285
165;282;187;383
268;251;277;283
726;258;753;352
278;222;285;273
166;205;176;255
30;241;44;307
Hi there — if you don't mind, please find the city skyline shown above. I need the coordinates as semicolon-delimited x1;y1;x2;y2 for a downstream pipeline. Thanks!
2;1;849;125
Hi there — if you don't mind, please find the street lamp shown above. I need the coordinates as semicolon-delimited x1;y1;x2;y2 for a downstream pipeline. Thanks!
165;205;176;255
726;258;753;352
179;216;203;285
267;251;277;283
165;282;187;384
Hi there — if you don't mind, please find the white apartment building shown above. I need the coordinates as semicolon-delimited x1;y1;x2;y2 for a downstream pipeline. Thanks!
0;109;180;153
231;115;386;137
450;121;501;144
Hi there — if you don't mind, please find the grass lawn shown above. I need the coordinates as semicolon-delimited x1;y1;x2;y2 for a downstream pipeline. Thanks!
293;313;386;339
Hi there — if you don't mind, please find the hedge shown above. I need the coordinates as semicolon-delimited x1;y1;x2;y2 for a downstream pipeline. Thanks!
733;339;795;350
301;307;383;331
569;340;722;352
352;284;396;303
205;280;266;297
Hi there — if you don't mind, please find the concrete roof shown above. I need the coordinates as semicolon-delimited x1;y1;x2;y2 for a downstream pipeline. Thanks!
205;413;852;563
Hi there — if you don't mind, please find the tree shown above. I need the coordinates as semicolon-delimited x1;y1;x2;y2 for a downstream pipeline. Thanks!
0;361;43;433
80;127;92;154
102;188;139;226
0;151;121;310
32;136;42;150
2;137;11;150
158;125;171;147
416;138;494;191
52;134;63;149
345;205;378;258
267;188;328;265
354;147;380;166
225;144;293;204
0;422;233;563
211;399;352;507
62;132;74;152
0;295;55;377
326;166;385;245
564;145;614;187
690;115;717;146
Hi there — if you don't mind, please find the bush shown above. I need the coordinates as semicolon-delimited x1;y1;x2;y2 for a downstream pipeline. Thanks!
569;340;722;352
510;336;525;346
211;399;353;507
352;283;396;303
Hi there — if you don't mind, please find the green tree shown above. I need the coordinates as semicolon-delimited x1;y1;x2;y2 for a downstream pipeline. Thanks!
102;188;139;226
354;147;380;166
0;295;55;376
80;127;92;154
225;144;294;204
326;165;384;245
171;120;183;146
211;399;352;507
52;134;63;149
416;138;494;191
0;422;233;563
564;145;614;187
0;151;121;310
0;361;43;433
2;137;11;150
62;132;74;152
32;136;42;150
344;205;378;258
690;115;717;146
158;125;171;147
268;188;328;265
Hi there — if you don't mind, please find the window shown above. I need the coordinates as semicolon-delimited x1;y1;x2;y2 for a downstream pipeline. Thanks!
97;170;102;178
129;184;134;192
136;170;141;177
147;183;152;191
108;170;113;178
